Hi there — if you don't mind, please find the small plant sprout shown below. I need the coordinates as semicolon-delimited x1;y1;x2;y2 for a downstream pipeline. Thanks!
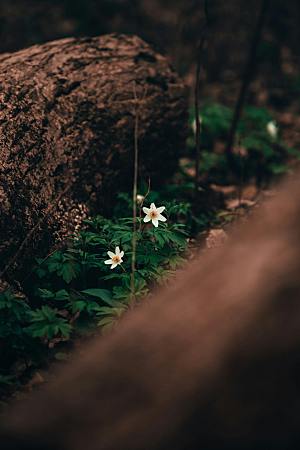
143;203;167;227
266;120;278;139
104;246;124;269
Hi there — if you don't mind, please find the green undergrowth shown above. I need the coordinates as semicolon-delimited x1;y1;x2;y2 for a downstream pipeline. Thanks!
188;102;300;184
1;190;208;393
1;99;298;395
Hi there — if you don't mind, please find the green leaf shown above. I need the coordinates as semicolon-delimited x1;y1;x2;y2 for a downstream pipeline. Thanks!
61;261;80;284
269;163;289;175
81;289;113;304
98;317;116;327
38;289;55;299
55;290;70;301
26;306;72;340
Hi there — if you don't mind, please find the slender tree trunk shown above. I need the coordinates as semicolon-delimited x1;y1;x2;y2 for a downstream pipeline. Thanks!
225;0;270;158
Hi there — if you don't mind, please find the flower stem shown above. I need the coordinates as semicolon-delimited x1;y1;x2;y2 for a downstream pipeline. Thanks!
139;177;151;232
130;82;139;305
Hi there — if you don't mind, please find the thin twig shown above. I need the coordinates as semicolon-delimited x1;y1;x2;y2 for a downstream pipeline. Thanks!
225;0;270;158
194;0;209;193
237;137;245;211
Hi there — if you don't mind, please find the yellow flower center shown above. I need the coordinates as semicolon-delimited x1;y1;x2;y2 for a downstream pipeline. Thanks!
150;210;158;219
112;255;121;263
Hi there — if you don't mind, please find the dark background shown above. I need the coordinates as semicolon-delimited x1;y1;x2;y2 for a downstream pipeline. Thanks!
1;0;300;119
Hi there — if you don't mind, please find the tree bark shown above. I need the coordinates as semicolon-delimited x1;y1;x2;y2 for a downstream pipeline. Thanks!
0;34;187;280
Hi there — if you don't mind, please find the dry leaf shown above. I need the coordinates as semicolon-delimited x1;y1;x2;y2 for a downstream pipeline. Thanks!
210;184;236;195
226;198;255;210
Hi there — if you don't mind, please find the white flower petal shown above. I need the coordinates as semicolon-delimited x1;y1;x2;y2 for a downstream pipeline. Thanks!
158;214;167;222
156;206;165;214
266;121;278;139
144;215;151;222
120;251;124;258
104;259;113;265
150;203;156;210
143;207;150;214
115;246;120;255
107;251;115;259
152;218;159;227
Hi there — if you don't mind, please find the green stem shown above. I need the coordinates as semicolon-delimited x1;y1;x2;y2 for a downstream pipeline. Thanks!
130;82;139;305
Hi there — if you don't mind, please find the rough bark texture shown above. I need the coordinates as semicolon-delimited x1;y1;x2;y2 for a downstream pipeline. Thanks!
0;34;187;280
1;173;300;450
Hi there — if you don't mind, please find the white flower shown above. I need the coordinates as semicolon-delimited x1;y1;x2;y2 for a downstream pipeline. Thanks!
143;203;167;227
104;246;124;269
266;121;278;139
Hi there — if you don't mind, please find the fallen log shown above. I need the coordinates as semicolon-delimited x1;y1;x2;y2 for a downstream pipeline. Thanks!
0;33;187;280
1;173;300;449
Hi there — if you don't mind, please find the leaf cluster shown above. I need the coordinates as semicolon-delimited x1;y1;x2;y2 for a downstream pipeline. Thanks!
2;203;188;373
188;102;299;183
